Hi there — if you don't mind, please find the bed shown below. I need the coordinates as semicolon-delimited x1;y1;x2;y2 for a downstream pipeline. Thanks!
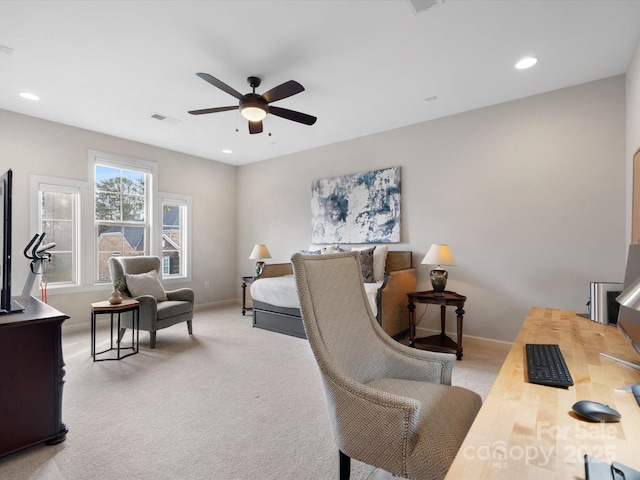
250;250;416;339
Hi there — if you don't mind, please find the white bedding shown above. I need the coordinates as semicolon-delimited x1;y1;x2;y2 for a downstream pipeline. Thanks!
250;274;381;315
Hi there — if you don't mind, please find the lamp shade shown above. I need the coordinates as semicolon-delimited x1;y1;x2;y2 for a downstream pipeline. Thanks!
249;244;272;260
616;276;640;310
421;244;456;266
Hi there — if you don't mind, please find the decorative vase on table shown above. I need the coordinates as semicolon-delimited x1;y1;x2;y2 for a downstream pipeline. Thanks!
109;289;122;305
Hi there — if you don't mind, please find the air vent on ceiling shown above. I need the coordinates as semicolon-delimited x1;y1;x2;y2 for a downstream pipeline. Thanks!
150;113;180;124
406;0;444;15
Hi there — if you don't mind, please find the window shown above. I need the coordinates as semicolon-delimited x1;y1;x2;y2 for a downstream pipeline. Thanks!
92;151;155;283
162;199;187;277
30;151;190;292
159;194;190;280
30;177;82;288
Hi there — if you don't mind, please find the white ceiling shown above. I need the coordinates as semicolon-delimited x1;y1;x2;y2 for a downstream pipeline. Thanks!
1;0;640;166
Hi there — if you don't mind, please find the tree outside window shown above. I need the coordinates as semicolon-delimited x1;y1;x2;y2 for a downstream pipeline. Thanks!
95;165;148;282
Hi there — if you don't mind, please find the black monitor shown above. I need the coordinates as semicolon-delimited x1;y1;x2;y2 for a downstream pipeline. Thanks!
606;243;640;372
0;169;12;313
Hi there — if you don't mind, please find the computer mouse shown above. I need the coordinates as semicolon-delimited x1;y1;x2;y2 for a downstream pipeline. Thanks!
571;400;621;422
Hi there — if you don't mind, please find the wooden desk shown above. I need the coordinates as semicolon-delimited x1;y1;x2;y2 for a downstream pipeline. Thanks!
446;307;640;479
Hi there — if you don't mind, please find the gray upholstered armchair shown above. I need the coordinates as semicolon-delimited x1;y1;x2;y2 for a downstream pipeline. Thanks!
291;251;482;480
108;255;194;349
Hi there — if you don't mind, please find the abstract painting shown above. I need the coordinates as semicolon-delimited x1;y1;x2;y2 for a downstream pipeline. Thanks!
311;166;401;244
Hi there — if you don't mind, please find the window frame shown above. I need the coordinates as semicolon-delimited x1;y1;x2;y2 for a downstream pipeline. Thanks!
157;192;192;284
29;175;87;292
29;152;191;293
89;150;158;285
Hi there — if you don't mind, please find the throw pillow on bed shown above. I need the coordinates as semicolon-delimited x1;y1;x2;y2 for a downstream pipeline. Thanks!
352;245;387;282
355;246;376;283
125;270;168;302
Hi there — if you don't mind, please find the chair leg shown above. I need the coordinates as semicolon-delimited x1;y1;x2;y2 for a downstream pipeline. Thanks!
339;450;351;480
117;328;127;343
149;331;157;349
187;319;193;335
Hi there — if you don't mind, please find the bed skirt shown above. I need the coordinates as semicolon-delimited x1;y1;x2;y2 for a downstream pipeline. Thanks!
252;300;306;339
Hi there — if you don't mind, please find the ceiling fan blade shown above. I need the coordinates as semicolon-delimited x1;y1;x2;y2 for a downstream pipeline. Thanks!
269;106;317;125
196;73;244;101
248;120;263;134
188;106;239;115
262;80;305;104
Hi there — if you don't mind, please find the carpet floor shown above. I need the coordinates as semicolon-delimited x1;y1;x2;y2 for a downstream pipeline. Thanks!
0;305;509;480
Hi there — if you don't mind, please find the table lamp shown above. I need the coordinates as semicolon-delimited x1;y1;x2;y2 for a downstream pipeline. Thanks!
421;244;456;295
616;276;640;310
249;244;272;276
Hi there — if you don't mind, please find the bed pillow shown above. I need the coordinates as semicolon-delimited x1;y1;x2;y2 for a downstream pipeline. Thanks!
352;245;387;282
125;270;168;302
322;244;343;254
307;244;344;254
353;246;376;283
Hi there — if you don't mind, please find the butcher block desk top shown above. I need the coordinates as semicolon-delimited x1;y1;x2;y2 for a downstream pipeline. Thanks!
446;307;640;479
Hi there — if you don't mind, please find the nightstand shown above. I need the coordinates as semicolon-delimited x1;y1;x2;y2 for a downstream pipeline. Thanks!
241;276;256;315
407;290;466;360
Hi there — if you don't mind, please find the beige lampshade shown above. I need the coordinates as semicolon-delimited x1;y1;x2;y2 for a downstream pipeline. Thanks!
421;244;456;267
249;244;272;260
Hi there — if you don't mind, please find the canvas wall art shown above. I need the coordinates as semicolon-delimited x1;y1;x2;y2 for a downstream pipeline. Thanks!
311;166;401;244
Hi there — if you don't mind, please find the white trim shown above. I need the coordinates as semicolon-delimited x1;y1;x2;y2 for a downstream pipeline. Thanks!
158;192;192;283
88;150;158;284
29;175;88;289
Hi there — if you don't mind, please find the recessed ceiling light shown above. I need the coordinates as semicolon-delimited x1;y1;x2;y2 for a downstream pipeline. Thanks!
19;92;40;101
222;149;232;154
515;57;538;70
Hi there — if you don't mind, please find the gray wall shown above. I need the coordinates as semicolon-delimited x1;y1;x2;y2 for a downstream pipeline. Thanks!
0;72;633;342
0;109;238;327
237;76;627;342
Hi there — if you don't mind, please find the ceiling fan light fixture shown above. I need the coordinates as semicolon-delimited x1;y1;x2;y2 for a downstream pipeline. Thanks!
241;105;267;122
240;94;268;122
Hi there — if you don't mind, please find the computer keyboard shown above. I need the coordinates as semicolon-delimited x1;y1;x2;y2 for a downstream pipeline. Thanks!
526;343;574;388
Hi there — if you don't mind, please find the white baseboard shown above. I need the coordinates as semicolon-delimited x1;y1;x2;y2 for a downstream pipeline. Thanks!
414;326;513;348
63;299;238;334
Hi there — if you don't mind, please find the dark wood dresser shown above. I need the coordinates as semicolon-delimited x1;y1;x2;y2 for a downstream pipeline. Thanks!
0;295;69;457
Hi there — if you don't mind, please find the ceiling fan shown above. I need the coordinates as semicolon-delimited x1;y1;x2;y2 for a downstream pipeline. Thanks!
188;73;317;134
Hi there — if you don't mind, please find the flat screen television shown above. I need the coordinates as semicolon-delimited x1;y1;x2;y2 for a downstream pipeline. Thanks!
0;168;12;313
608;243;640;371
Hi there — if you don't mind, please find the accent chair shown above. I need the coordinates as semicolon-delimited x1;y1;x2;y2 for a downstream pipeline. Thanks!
108;255;194;349
291;251;482;480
